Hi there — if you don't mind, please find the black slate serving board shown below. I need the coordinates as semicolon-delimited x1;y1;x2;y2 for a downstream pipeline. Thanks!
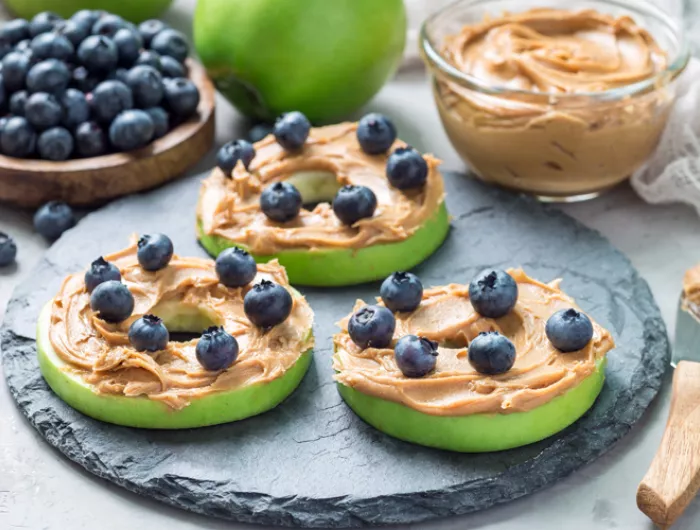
1;171;669;527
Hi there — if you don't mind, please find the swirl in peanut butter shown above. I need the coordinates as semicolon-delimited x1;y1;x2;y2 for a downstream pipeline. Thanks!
333;269;614;416
48;244;314;410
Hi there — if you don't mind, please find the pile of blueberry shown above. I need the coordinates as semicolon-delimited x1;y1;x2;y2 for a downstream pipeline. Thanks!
0;10;199;161
217;112;428;227
84;234;293;371
346;268;595;379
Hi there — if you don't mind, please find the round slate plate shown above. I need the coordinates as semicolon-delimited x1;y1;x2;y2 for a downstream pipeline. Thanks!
1;171;669;528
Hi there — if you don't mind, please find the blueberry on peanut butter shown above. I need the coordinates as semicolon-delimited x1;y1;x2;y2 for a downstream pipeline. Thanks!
357;113;396;155
84;257;121;293
332;185;377;226
386;146;428;189
395;335;438;378
215;247;257;288
128;314;169;352
89;280;134;323
274;111;310;150
217;139;256;175
380;271;423;313
137;233;173;271
348;305;396;349
469;269;518;318
196;326;239;371
468;331;516;375
260;182;302;223
546;308;594;352
244;279;293;329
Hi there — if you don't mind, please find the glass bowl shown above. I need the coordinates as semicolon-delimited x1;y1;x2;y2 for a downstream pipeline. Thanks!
420;0;690;201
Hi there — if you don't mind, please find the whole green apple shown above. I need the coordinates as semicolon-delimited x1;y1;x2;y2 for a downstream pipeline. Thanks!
3;0;173;22
194;0;406;123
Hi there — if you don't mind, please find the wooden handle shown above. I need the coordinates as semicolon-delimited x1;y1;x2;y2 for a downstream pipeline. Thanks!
637;361;700;529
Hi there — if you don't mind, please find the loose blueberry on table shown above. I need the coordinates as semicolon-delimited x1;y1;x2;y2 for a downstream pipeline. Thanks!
0;232;17;266
215;247;257;288
196;326;239;371
394;334;438;378
128;314;169;352
136;233;174;271
243;279;293;329
468;331;516;375
348;305;396;349
89;279;134;323
0;10;199;161
469;268;519;318
84;256;121;293
546;308;594;352
33;200;75;241
380;271;423;313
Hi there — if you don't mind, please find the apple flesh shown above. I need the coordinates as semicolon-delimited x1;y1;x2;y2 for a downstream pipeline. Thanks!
193;0;406;123
4;0;173;21
36;302;313;429
337;358;607;452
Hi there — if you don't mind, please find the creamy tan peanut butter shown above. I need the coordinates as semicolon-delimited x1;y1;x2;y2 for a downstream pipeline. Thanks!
433;8;674;197
197;122;445;255
333;269;614;416
683;264;700;315
48;244;314;410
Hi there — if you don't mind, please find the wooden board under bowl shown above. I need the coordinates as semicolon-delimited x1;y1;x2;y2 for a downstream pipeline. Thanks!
0;59;216;208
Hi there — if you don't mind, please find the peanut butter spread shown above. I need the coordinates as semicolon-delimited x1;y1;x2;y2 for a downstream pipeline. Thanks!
48;244;314;410
333;269;614;416
682;264;700;315
432;8;675;197
197;122;445;255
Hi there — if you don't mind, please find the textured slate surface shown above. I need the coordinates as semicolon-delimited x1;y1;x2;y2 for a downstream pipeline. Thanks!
1;171;669;527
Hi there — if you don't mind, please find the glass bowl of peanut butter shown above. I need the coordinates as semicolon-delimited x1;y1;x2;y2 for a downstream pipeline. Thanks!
420;0;689;201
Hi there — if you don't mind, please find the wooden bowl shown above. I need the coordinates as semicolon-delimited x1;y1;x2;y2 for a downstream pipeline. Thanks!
0;60;216;208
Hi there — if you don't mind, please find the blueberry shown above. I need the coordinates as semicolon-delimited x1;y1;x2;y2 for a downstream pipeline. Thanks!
113;27;143;67
380;271;423;313
15;39;31;53
348;305;396;349
137;233;173;271
159;55;186;78
70;65;98;92
248;123;272;143
545;308;594;352
357;113;397;155
135;50;162;71
106;67;129;84
71;10;103;33
215;247;257;288
60;88;89;129
2;51;31;92
150;28;189;62
37;126;73;161
90;80;133;123
26;59;70;93
260;182;302;223
386;147;428;190
9;90;28;116
243;279;293;329
469;269;518;318
77;35;118;73
91;14;127;38
217;139;255;175
74;121;107;157
196;326;238;371
33;201;75;240
0;116;36;157
125;65;163;108
468;331;516;375
145;107;169;139
25;91;62;130
138;19;168;46
84;256;121;293
30;32;74;62
394;335;438;378
109;109;154;151
0;38;11;61
0;117;7;133
1;19;30;44
90;280;134;323
332;185;377;225
54;20;89;47
29;12;62;38
273;111;310;150
0;232;17;267
128;314;169;352
162;77;199;118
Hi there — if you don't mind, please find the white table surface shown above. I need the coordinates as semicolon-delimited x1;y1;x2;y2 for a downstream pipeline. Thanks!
2;1;700;529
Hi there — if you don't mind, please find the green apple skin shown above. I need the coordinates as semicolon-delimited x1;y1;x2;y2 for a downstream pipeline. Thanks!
4;0;173;22
193;0;407;123
198;202;450;287
337;358;606;453
36;303;313;429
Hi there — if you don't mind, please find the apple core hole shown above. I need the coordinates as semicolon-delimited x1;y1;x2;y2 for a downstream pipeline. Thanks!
284;170;341;210
149;301;220;342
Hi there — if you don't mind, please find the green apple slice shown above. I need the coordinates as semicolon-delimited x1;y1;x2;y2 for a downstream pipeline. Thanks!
198;168;450;287
336;358;606;452
36;303;313;429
